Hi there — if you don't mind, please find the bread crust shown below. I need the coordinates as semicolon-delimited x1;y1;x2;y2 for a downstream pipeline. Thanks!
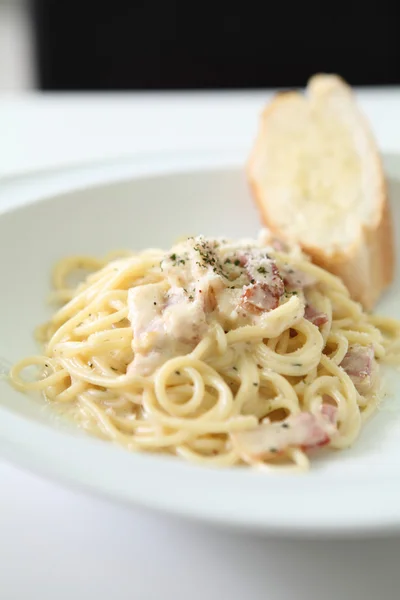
247;74;395;311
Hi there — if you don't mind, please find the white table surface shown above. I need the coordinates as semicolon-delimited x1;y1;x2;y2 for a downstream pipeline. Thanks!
2;89;400;600
2;87;400;178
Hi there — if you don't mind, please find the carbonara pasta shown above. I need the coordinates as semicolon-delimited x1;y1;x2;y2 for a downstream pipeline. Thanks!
10;231;400;471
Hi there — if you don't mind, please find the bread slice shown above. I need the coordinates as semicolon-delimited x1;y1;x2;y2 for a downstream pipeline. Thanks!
247;74;394;310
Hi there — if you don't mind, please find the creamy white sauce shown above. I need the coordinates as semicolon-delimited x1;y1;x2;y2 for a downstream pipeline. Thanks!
128;233;310;375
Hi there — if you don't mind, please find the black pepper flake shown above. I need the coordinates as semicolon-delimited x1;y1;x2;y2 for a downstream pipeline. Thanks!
88;362;93;368
281;423;289;428
250;279;255;284
269;447;278;453
175;370;181;375
232;366;238;372
253;382;258;387
153;302;157;305
293;363;302;367
234;259;240;266
44;363;49;368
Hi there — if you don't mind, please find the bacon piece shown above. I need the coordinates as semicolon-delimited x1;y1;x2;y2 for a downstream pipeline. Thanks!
239;261;285;314
201;285;217;312
236;255;248;268
240;280;283;314
283;268;316;290
304;304;328;327
232;405;338;460
270;262;285;293
271;238;289;252
128;284;207;375
340;344;376;395
320;403;337;424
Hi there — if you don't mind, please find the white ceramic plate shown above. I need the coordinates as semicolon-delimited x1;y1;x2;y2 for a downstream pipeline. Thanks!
1;154;400;537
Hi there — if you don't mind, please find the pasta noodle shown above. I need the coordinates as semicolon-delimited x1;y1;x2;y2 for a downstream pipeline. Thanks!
10;231;399;471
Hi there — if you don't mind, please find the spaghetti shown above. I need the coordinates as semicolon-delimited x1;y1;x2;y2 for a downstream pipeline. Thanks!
10;231;399;470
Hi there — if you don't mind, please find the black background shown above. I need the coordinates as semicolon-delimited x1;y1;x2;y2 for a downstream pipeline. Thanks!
33;0;398;90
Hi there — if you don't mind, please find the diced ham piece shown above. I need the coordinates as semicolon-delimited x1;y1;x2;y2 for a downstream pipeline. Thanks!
231;405;338;460
304;304;329;327
340;344;376;396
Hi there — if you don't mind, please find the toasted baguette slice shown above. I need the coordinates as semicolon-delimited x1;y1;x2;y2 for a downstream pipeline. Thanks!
247;74;394;310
